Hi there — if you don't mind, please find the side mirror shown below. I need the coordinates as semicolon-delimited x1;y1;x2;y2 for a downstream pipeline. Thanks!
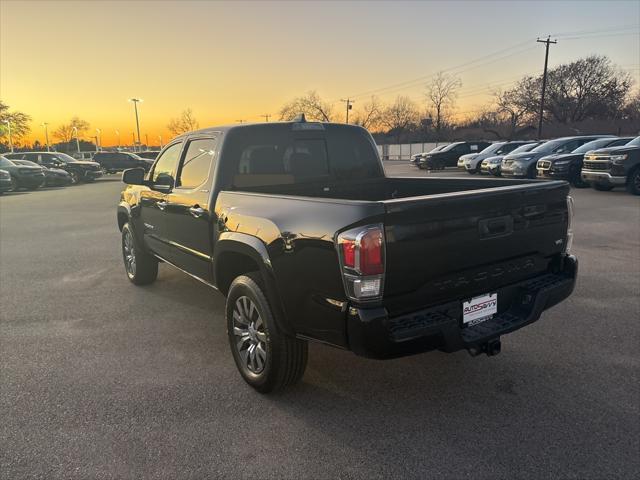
122;167;146;185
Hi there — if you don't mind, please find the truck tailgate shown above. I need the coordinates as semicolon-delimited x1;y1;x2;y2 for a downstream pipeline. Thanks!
382;181;570;315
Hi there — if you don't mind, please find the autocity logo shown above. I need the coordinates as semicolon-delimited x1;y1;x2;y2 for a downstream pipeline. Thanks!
463;298;497;314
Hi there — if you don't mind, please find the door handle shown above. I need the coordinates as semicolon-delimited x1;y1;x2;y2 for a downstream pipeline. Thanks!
189;206;207;218
157;200;167;211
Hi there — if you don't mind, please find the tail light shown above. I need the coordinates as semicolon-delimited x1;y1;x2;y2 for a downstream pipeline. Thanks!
336;224;385;301
565;195;574;254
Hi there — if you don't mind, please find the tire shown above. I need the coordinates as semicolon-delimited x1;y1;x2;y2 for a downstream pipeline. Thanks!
593;183;614;192
570;170;588;188
227;272;308;393
121;223;158;285
627;168;640;195
527;165;537;179
69;171;80;185
9;176;18;192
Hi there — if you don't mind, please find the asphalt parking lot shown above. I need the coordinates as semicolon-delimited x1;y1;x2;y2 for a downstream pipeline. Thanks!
1;167;639;479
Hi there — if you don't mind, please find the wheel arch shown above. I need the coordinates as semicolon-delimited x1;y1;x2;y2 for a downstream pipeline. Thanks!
214;232;294;335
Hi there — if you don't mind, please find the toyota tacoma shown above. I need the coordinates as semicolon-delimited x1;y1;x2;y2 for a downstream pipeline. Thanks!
117;118;578;392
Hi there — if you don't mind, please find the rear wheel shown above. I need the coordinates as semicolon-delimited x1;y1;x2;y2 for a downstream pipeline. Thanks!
69;171;80;185
593;183;614;191
122;223;158;285
227;273;307;393
9;176;18;191
627;168;640;195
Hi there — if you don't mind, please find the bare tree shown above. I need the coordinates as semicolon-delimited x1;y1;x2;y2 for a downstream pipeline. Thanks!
352;96;384;131
167;108;200;136
53;116;90;143
382;95;419;142
426;72;462;136
0;100;31;144
493;77;539;138
545;55;632;123
279;91;334;122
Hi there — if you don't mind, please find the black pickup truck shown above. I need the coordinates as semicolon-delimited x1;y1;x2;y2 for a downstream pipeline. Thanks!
117;119;577;392
581;136;640;195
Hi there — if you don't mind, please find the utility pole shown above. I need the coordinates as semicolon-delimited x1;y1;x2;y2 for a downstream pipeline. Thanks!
145;133;148;149
536;36;557;139
3;120;13;153
158;135;163;149
129;98;143;152
96;129;101;151
340;98;354;124
115;130;121;150
41;122;50;152
261;114;271;122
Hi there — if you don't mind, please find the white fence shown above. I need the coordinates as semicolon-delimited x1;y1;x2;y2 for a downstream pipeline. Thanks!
376;142;450;161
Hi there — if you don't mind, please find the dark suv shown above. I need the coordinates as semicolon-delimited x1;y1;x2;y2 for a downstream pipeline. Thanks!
93;152;154;173
581;136;640;195
418;141;492;170
5;152;102;184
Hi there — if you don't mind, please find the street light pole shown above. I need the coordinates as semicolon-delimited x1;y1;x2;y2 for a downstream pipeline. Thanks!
158;135;163;149
41;122;50;152
115;130;121;149
72;126;80;154
96;129;101;151
128;98;143;152
145;133;148;149
3;120;13;153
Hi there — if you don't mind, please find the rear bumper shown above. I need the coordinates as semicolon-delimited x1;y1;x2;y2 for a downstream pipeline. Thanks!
347;255;578;359
581;170;626;186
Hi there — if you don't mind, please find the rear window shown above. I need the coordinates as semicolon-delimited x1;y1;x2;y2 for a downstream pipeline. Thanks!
222;124;381;188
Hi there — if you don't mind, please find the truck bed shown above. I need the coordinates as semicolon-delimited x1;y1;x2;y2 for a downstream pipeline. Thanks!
219;176;570;328
234;176;546;201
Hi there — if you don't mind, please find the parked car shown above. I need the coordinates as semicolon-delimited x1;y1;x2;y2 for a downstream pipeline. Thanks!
5;152;103;184
537;137;633;187
410;145;446;165
136;151;160;160
117;119;577;393
581;136;640;195
93;151;154;173
418;141;491;170
0;168;12;194
459;141;534;174
11;159;72;187
501;135;613;179
481;142;543;176
0;155;45;190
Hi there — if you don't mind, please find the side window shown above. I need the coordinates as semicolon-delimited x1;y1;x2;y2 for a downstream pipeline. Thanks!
152;142;182;186
177;138;217;189
555;140;580;154
469;144;479;152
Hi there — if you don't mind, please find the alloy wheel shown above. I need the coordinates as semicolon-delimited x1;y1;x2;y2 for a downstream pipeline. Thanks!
232;296;268;374
123;230;136;277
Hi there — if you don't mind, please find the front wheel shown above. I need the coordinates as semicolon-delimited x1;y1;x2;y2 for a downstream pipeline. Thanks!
227;273;307;393
627;168;640;196
121;223;158;285
570;171;588;188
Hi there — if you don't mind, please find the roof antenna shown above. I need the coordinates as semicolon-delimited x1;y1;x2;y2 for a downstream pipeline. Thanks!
292;113;307;123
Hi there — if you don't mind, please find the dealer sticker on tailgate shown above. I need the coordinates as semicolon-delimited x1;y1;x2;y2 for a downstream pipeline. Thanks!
463;293;497;326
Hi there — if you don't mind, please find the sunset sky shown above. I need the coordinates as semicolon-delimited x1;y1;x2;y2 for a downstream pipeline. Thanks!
1;0;639;146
